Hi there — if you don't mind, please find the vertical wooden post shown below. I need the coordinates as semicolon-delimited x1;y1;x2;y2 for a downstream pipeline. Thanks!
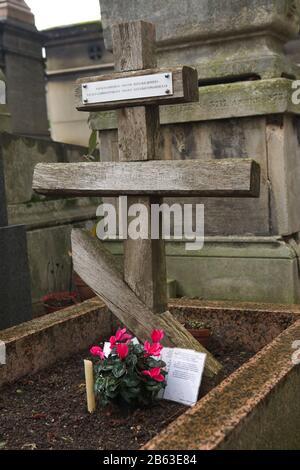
84;359;96;413
112;21;168;313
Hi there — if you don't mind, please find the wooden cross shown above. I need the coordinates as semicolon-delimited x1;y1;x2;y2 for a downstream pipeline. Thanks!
33;21;260;378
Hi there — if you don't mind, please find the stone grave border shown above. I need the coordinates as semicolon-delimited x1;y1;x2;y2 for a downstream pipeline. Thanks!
1;298;300;449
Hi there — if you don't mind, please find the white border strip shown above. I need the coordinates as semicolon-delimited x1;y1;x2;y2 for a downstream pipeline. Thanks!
0;340;6;365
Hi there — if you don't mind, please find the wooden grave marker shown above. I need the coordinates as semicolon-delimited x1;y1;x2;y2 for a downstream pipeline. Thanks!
33;21;260;378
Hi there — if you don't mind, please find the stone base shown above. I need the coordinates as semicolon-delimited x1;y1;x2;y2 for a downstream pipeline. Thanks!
0;224;32;329
106;237;300;304
167;239;300;304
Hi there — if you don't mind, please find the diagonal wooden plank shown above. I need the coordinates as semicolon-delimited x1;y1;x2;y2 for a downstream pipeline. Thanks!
71;229;222;378
33;159;260;198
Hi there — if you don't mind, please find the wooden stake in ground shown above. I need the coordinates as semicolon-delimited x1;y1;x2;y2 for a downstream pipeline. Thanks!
33;20;261;378
84;359;96;413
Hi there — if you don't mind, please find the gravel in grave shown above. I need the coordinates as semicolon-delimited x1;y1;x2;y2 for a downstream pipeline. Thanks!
0;345;254;450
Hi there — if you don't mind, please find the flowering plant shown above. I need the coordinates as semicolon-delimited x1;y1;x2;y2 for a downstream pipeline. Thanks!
90;328;167;406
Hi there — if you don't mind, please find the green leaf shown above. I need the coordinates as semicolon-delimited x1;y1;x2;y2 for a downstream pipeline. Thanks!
133;344;144;355
88;129;98;156
123;375;140;388
144;381;164;393
120;386;140;403
106;389;118;399
120;390;134;404
126;353;138;368
95;377;106;394
101;363;114;372
147;358;166;369
107;378;119;392
112;361;126;378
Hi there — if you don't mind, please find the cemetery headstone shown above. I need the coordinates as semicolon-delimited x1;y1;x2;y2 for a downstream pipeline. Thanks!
0;73;32;330
100;0;300;80
0;0;49;137
91;1;300;304
33;21;260;377
0;148;7;226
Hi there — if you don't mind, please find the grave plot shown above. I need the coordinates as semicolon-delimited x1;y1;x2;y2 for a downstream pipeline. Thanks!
1;299;300;450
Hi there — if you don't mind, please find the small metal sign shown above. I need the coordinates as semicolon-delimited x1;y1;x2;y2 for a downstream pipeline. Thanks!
81;72;173;105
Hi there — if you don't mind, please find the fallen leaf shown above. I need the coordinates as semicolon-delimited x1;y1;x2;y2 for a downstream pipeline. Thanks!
61;436;74;443
21;443;37;450
0;442;7;450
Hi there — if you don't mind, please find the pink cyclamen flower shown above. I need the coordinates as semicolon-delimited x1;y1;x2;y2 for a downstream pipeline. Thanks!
142;367;165;382
90;346;105;360
144;341;163;357
116;343;129;360
151;329;164;343
110;328;132;347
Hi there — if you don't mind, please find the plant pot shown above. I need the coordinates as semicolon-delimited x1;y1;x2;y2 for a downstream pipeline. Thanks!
73;272;95;301
185;328;211;348
42;291;79;314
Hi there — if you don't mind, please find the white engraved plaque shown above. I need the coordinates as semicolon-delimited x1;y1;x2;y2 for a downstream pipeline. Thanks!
81;72;173;105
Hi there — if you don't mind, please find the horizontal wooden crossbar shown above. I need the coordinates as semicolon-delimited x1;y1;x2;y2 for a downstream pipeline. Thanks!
33;159;260;198
75;66;199;111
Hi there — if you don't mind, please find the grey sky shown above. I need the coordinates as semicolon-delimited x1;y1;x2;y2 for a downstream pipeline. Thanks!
26;0;101;30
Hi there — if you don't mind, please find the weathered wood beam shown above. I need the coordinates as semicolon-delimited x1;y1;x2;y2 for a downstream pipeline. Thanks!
33;159;260;198
71;229;222;378
75;66;199;112
114;21;168;314
113;20;156;72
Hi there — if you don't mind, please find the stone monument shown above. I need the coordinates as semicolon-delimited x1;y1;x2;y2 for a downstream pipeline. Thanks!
0;0;49;137
0;0;34;24
0;70;32;330
0;68;11;132
100;0;300;81
92;0;300;303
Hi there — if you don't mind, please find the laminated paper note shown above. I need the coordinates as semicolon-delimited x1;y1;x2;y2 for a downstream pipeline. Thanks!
160;348;206;406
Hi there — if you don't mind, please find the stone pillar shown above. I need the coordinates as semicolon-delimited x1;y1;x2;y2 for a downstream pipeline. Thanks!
0;0;49;137
92;0;300;303
0;67;11;133
0;69;32;330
